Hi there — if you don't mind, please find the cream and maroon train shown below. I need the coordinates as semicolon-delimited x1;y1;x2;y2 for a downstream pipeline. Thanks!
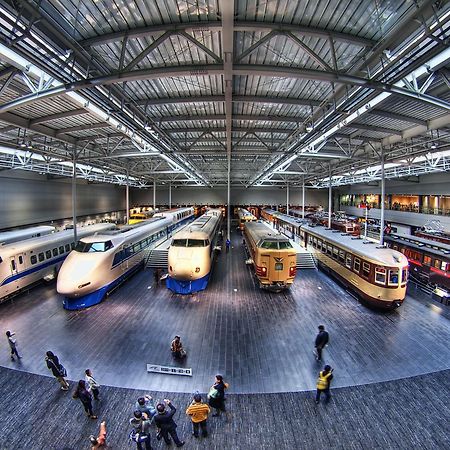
243;222;297;291
237;207;258;231
167;209;223;294
299;224;408;308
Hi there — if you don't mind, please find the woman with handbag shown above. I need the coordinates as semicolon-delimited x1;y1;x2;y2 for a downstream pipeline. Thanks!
207;374;229;417
73;380;98;419
45;351;69;391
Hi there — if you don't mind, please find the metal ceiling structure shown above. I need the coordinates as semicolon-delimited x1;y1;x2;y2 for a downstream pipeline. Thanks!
0;0;449;189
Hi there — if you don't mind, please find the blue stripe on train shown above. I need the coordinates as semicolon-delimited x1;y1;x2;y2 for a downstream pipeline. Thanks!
63;261;145;310
166;272;211;295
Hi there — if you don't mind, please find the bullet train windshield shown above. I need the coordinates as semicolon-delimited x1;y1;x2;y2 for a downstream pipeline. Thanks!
171;238;210;247
74;240;114;252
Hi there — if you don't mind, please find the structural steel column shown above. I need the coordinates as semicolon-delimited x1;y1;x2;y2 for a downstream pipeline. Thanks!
328;165;332;228
169;182;172;209
72;151;77;243
302;178;305;219
125;170;129;224
221;0;234;241
380;146;385;245
286;182;290;215
153;179;156;210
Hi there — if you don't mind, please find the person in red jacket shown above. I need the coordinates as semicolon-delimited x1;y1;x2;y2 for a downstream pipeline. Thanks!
90;421;107;449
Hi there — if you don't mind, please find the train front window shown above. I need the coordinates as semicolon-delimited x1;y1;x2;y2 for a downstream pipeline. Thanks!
279;241;293;249
261;241;279;249
75;241;113;252
187;239;207;247
388;270;399;286
172;239;188;247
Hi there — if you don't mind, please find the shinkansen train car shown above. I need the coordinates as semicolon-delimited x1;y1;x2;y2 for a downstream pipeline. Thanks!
58;207;194;309
167;209;223;294
0;223;115;302
300;225;409;309
243;222;297;290
0;225;55;245
237;208;258;231
384;234;450;292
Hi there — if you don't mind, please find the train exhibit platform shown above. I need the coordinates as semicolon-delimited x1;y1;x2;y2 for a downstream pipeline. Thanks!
0;231;449;448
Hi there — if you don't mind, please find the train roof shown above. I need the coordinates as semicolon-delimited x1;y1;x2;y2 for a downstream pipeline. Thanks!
245;222;291;242
0;223;115;253
262;209;307;227
237;207;255;218
302;224;408;266
172;209;222;239
0;225;55;243
385;233;450;258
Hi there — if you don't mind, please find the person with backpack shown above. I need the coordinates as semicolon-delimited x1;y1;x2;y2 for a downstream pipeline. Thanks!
207;374;229;417
316;365;334;404
129;411;152;450
6;331;21;361
314;325;329;361
73;380;98;419
45;351;69;390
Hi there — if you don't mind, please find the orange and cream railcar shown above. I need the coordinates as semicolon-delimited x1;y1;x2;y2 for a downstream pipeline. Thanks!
237;208;258;231
299;225;409;309
243;222;297;290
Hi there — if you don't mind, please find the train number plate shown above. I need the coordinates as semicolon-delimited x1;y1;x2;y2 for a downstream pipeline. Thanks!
275;262;283;271
146;364;192;377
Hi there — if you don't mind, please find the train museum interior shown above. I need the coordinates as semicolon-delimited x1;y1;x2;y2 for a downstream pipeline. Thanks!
0;1;449;449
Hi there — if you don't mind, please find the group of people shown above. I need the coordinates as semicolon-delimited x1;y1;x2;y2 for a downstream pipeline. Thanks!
129;374;229;449
314;325;333;404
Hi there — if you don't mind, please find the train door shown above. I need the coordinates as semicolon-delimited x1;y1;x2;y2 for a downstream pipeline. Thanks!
9;256;19;276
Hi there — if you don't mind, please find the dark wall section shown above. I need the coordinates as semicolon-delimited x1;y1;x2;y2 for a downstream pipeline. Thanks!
0;171;125;229
130;186;328;207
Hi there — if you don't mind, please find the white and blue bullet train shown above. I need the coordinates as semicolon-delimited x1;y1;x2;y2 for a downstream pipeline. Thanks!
0;225;56;245
0;223;116;302
166;208;223;294
57;207;194;310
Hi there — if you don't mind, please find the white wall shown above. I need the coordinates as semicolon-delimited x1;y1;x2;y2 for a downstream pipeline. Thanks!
131;186;328;207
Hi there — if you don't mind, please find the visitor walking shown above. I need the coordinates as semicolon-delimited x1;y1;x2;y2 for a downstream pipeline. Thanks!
73;380;98;419
316;365;334;404
90;420;107;449
6;331;21;361
314;325;329;361
85;369;101;400
208;374;229;417
129;411;152;450
45;351;69;390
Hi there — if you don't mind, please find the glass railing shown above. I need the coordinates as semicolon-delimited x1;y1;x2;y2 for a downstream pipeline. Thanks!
339;202;450;216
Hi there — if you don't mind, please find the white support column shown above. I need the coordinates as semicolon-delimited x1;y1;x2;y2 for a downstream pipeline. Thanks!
169;182;172;209
380;146;385;245
125;170;129;224
302;178;305;219
72;151;77;243
286;182;290;215
328;165;332;228
153;179;156;210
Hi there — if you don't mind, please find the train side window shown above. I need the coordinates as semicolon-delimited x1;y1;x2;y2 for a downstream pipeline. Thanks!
38;252;45;262
354;258;360;272
18;256;23;265
45;250;51;259
434;259;441;269
388;270;399;286
71;242;75;250
423;255;431;266
52;248;58;257
345;254;352;269
339;250;345;263
59;246;64;255
30;255;37;265
65;244;70;252
401;268;408;286
440;262;448;271
11;260;16;271
333;247;339;260
375;267;386;285
362;262;370;278
327;245;332;256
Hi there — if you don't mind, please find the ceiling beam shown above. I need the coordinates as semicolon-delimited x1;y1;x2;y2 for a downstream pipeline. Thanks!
165;126;294;134
368;109;428;127
156;114;304;123
29;108;89;126
80;21;374;48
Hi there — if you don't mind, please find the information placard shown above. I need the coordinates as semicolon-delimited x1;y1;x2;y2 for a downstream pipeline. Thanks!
147;364;192;377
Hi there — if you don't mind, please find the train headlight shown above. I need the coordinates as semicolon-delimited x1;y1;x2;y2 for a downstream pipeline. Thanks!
195;267;200;273
261;267;267;275
289;266;296;277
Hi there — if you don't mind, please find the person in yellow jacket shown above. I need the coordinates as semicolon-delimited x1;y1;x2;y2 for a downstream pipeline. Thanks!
186;394;211;438
315;365;333;404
